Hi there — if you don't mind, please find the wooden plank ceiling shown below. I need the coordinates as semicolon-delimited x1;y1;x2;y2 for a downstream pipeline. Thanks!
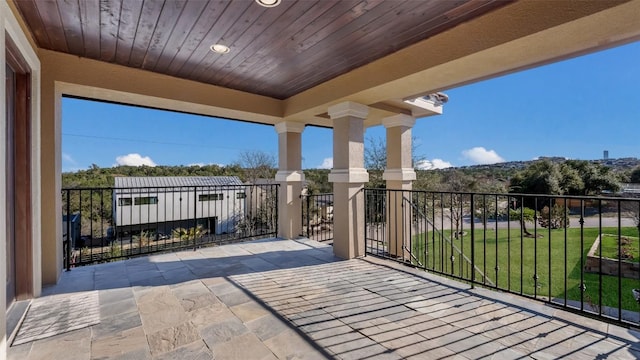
15;0;509;100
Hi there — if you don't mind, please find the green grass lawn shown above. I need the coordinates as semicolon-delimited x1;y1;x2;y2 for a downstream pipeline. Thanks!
599;233;640;263
411;226;640;311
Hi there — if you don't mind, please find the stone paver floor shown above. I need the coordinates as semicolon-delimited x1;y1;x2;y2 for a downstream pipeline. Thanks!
8;238;640;359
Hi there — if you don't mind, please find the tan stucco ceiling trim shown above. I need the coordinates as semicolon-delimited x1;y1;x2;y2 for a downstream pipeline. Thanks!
39;49;284;125
283;0;638;126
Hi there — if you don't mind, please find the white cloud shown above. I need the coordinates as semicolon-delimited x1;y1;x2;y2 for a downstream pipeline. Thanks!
461;147;505;165
62;152;77;165
317;157;333;169
114;153;157;167
415;159;453;170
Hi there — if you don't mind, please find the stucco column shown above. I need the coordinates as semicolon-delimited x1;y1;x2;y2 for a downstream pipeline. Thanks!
328;102;369;259
275;121;305;239
382;114;416;258
40;64;62;285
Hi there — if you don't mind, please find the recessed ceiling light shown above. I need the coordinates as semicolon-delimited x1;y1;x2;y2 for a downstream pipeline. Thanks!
255;0;281;8
210;44;230;54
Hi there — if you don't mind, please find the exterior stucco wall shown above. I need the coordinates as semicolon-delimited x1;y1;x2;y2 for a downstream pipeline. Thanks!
39;74;60;285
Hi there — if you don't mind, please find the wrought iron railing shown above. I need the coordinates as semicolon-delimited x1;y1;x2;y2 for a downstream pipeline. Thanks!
301;193;334;243
62;184;278;268
363;188;640;326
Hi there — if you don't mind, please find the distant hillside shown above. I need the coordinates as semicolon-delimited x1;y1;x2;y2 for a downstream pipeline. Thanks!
456;157;640;173
63;157;639;193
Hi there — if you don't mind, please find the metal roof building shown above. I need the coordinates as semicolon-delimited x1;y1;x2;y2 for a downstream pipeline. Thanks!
114;176;244;188
112;176;249;235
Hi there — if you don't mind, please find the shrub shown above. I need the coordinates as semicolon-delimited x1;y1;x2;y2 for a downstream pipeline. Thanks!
538;204;570;229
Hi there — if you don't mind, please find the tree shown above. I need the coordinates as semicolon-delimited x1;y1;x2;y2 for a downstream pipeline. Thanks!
509;159;621;233
509;159;563;195
234;150;277;234
509;160;565;236
366;135;427;169
621;200;640;228
414;170;443;191
364;136;427;188
511;159;621;196
538;203;570;229
440;170;476;238
558;162;584;195
563;160;620;195
630;166;640;183
364;137;388;171
509;207;536;237
304;169;332;193
235;150;276;184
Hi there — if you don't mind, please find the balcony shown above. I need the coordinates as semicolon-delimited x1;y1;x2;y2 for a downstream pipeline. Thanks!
8;237;640;359
4;1;640;359
6;187;640;359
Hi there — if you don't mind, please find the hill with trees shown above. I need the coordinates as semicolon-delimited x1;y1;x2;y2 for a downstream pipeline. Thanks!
63;155;639;196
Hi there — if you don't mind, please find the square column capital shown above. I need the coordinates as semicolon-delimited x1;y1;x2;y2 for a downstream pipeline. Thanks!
383;168;416;181
275;170;305;182
328;101;369;120
328;168;369;183
275;121;305;134
382;114;415;129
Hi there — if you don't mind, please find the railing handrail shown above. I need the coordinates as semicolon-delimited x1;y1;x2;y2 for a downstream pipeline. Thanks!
62;184;279;268
402;195;494;286
364;187;640;202
363;187;640;327
301;192;334;243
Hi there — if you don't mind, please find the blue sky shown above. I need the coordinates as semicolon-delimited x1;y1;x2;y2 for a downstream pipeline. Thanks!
62;41;640;172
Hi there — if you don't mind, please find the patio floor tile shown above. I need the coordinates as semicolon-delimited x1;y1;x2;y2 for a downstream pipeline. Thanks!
7;238;640;360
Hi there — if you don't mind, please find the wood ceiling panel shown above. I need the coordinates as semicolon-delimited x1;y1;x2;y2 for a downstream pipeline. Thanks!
14;0;51;49
281;1;474;96
56;0;84;55
99;0;122;62
214;0;327;87
35;0;68;52
249;0;394;94
201;0;298;85
209;0;307;85
114;0;144;64
186;2;267;82
14;0;512;100
164;0;229;74
141;0;187;69
128;0;165;68
263;0;466;95
230;0;358;92
284;0;507;97
174;0;251;79
258;0;456;95
295;1;385;54
78;0;101;59
153;0;210;72
149;1;207;73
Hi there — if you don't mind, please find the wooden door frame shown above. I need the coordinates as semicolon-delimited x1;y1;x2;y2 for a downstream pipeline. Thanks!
6;34;33;301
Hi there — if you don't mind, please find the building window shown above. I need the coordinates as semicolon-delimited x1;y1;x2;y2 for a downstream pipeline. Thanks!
236;192;247;199
118;198;132;206
135;196;158;205
199;193;224;201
